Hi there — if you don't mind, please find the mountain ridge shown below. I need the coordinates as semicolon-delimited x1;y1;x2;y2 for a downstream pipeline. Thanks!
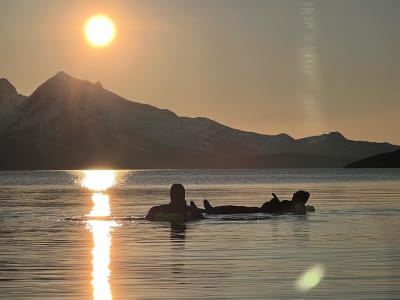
0;71;398;169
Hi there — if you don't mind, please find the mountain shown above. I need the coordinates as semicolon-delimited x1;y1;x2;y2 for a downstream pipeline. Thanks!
346;150;400;168
0;72;398;169
0;78;26;129
288;131;398;164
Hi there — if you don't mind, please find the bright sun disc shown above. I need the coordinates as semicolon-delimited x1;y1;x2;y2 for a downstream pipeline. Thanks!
84;15;116;47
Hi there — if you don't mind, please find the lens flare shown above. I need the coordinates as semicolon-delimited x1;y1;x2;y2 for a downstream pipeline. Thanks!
299;0;324;132
296;264;325;292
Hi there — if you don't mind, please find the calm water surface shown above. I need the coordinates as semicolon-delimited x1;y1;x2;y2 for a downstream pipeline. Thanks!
0;169;399;299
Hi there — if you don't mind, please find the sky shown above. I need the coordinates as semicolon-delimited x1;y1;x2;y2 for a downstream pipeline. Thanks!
1;0;399;144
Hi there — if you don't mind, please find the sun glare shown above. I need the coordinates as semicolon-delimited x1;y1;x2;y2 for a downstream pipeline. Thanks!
84;15;116;47
81;170;116;191
82;170;117;300
87;220;113;300
87;193;111;217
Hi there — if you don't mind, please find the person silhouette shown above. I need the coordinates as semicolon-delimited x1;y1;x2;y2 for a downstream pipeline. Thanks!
262;190;311;214
145;184;204;222
203;190;312;214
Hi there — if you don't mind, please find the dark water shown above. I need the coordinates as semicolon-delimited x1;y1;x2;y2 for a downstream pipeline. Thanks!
1;169;399;299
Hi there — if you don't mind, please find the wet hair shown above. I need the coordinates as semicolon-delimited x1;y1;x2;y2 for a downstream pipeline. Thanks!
292;190;310;203
170;183;186;205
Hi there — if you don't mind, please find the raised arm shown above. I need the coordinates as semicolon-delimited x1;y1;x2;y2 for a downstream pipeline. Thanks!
272;193;280;201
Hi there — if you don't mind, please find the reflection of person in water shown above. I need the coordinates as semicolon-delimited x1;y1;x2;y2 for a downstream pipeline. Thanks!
145;184;204;222
203;190;313;215
170;223;186;241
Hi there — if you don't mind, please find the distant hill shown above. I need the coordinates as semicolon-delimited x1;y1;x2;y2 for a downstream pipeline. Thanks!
346;150;400;168
0;71;399;169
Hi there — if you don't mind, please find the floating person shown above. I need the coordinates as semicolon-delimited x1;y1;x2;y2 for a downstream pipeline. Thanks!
145;183;204;222
203;190;314;215
262;190;312;214
203;200;260;214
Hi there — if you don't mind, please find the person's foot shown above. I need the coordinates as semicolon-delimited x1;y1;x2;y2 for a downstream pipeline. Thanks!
190;201;205;213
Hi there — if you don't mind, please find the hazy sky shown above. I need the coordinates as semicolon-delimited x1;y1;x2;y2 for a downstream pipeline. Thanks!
1;0;399;144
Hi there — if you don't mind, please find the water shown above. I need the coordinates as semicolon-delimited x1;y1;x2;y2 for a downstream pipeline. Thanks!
1;169;399;299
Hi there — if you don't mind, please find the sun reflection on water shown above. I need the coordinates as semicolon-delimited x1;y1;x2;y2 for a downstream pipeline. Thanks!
82;170;116;192
88;193;111;217
82;170;117;300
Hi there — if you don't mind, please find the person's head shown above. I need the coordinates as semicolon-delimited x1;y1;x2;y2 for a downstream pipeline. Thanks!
291;190;310;204
170;183;186;207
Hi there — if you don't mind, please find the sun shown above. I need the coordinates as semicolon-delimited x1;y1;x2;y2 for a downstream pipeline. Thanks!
84;15;116;47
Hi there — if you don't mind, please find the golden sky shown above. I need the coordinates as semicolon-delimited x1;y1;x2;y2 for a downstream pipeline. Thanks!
1;0;399;144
